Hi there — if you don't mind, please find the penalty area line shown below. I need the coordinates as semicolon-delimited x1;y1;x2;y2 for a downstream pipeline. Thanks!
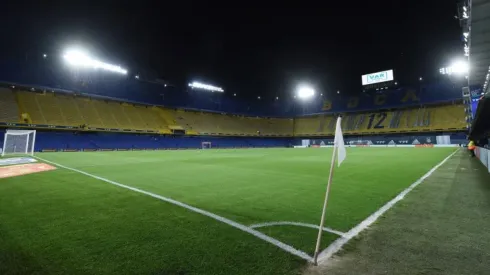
34;156;314;262
316;149;460;264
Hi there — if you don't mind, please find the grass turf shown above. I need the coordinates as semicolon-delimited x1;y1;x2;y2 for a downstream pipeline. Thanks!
0;147;455;274
308;150;490;275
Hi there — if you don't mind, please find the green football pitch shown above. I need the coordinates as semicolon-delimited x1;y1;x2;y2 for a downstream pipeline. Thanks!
0;147;456;274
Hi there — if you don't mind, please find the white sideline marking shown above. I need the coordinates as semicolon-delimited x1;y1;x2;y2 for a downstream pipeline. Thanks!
250;221;346;237
34;156;314;262
317;149;459;263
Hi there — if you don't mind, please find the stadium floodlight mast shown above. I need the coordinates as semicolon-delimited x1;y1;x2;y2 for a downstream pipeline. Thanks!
188;82;224;92
297;85;315;100
63;49;128;75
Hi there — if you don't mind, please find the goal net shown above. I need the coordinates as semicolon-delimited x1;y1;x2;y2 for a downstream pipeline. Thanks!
1;130;36;157
201;141;212;149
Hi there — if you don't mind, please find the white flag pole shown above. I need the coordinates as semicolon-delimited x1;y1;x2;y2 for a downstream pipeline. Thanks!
313;117;342;265
313;144;337;265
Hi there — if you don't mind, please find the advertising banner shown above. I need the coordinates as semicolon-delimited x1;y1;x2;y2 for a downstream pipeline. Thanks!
476;147;490;173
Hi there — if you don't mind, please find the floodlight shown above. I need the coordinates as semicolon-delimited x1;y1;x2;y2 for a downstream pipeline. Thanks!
276;96;279;100
337;90;340;94
43;54;47;58
233;93;236;96
439;60;469;75
135;75;140;79
63;49;128;75
257;96;261;99
297;85;315;99
419;77;423;81
188;82;224;92
451;60;469;74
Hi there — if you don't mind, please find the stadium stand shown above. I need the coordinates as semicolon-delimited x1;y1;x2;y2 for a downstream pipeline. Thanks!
0;87;19;123
293;104;466;136
16;90;47;124
57;94;85;126
167;109;294;136
76;97;105;127
0;59;466;116
4;88;467;136
0;82;468;151
33;92;66;125
12;89;173;133
430;104;466;131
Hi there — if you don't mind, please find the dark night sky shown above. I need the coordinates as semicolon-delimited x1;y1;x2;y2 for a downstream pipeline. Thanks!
2;0;462;99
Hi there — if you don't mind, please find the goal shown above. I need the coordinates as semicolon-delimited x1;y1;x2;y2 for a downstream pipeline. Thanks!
201;141;212;149
1;130;36;157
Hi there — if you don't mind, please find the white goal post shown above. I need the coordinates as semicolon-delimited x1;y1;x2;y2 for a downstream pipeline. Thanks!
201;141;212;149
1;130;36;157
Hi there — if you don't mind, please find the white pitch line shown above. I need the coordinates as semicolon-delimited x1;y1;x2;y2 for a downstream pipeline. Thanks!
250;221;346;238
316;149;459;263
34;156;314;262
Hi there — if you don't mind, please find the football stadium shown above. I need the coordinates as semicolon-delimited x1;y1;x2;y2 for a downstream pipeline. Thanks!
2;1;490;275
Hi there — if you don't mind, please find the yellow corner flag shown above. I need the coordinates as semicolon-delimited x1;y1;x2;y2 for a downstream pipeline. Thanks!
334;117;346;166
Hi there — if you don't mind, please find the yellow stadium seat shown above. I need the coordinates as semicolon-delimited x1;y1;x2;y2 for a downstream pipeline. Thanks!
292;104;466;136
7;90;467;136
76;98;105;127
57;94;85;126
17;91;47;124
0;88;20;123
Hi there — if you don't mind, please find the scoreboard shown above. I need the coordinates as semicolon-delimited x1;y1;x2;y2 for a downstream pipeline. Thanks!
361;69;395;90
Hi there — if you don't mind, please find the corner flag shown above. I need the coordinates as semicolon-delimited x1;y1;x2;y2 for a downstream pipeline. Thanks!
334;117;346;166
313;116;346;265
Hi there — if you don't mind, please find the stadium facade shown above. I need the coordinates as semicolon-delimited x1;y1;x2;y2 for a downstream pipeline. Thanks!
0;55;473;151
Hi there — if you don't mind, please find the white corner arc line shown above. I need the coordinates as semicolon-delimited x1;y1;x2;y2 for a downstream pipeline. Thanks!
250;221;346;237
34;156;313;262
317;149;459;263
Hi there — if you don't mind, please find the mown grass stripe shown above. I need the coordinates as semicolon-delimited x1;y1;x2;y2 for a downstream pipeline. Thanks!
35;156;314;262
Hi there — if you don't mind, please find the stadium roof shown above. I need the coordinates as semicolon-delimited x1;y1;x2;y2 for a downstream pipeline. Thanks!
467;0;490;92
